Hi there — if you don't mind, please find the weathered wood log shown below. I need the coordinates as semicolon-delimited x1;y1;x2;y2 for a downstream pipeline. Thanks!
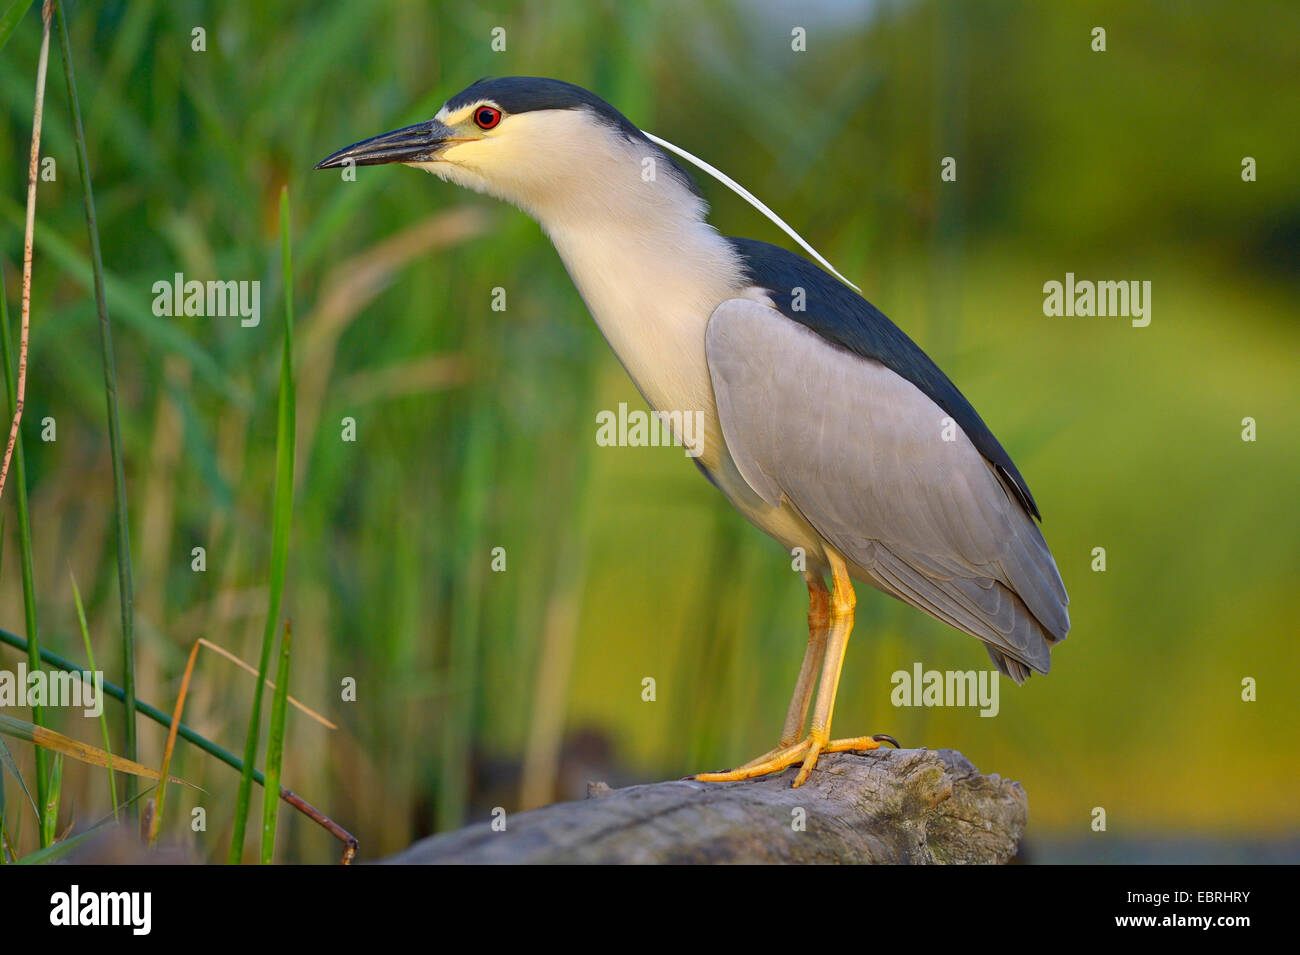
382;747;1027;864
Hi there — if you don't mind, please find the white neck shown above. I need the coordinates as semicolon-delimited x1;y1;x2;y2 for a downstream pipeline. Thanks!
544;187;743;468
514;115;746;466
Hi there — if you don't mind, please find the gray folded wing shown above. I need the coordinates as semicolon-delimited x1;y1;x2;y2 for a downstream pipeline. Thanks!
705;298;1069;681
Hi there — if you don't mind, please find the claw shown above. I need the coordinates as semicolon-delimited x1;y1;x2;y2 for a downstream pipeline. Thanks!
696;732;897;787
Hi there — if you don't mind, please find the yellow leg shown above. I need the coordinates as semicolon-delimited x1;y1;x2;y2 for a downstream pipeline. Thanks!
781;572;830;746
731;572;828;771
696;551;898;787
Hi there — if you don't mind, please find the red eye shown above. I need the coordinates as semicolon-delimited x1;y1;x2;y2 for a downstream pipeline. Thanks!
474;106;502;130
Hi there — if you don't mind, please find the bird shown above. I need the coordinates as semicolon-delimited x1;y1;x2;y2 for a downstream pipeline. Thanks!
316;76;1070;788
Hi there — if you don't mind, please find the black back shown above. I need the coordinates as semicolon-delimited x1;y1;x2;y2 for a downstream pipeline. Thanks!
727;236;1042;520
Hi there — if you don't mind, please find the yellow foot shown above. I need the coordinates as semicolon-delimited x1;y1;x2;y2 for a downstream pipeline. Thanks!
695;734;899;788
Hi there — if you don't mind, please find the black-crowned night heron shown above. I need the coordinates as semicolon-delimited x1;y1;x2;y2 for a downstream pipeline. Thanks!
317;77;1070;788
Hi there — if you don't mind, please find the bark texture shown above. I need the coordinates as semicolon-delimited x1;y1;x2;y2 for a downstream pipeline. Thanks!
382;747;1027;864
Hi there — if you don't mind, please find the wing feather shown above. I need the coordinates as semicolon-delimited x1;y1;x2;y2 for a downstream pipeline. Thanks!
705;298;1069;679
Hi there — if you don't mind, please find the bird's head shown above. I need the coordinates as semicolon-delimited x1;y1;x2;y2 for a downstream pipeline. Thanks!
315;76;701;226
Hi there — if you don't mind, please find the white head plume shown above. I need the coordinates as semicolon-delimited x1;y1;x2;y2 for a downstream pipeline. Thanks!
643;131;862;293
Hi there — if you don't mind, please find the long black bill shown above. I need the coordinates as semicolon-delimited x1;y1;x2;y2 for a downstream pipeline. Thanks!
314;119;455;170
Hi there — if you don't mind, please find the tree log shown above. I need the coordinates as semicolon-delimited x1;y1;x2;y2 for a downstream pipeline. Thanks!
382;747;1027;864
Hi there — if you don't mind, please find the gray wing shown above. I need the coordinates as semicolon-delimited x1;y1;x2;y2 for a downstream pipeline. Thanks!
705;298;1069;681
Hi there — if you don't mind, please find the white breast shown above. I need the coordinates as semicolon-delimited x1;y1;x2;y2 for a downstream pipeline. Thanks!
548;217;834;564
552;220;743;457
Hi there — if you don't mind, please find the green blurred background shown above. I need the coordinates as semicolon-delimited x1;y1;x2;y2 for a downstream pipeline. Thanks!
1;0;1296;862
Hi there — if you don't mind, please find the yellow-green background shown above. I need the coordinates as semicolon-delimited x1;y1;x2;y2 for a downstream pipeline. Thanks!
1;0;1296;862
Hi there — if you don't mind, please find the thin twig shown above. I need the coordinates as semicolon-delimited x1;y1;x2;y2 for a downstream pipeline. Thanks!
280;788;356;865
0;1;51;504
